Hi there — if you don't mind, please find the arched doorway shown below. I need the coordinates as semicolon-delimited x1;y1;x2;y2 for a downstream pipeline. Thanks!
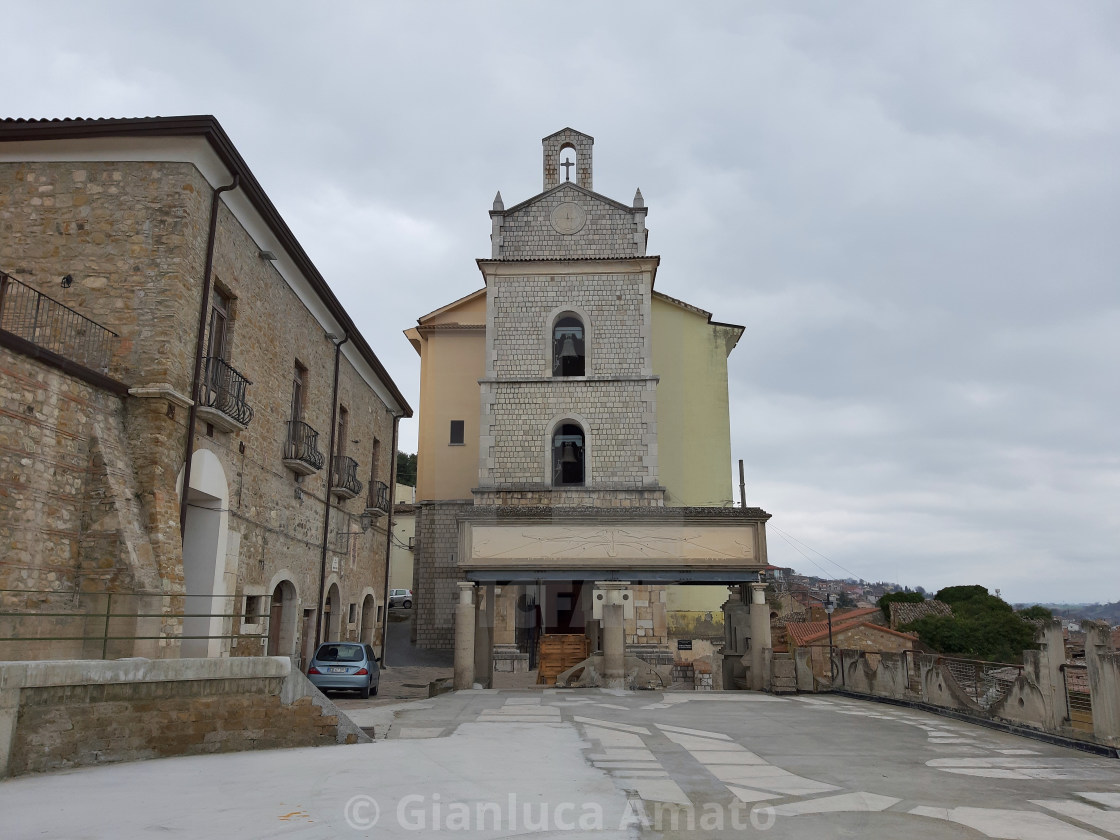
179;449;230;658
267;580;297;656
325;583;341;642
360;593;376;644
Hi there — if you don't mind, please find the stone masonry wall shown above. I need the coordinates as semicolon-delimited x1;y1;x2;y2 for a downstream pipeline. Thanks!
1;158;397;661
487;272;650;379
0;346;172;661
0;657;367;778
542;129;594;191
479;379;658;490
413;501;473;650
497;184;643;261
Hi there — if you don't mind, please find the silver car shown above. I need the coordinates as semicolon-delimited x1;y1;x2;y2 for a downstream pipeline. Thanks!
306;642;380;698
388;588;413;609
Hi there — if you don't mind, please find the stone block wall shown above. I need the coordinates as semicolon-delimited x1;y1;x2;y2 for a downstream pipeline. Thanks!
495;185;643;260
0;656;367;778
542;129;594;191
486;272;651;379
1;157;400;662
0;346;173;660
472;487;665;507
413;500;474;650
479;378;658;490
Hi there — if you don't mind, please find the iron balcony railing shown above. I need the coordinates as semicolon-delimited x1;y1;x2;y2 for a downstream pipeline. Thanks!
0;271;118;372
284;420;324;471
331;455;363;498
367;480;390;514
201;356;254;427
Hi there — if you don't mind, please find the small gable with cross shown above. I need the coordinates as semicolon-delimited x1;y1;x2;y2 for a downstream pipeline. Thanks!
489;128;649;260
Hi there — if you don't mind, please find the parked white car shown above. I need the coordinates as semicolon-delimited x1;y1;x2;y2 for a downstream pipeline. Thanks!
389;588;413;609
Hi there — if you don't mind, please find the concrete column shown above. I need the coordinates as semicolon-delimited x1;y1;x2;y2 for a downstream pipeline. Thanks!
596;581;630;689
1035;619;1066;730
585;618;601;653
473;583;494;689
1085;621;1120;746
454;582;477;690
749;582;771;691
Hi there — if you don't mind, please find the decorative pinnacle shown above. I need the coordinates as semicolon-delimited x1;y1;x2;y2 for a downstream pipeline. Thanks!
633;188;645;208
492;191;504;211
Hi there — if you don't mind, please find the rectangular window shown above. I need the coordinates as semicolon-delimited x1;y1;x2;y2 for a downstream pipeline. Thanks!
291;361;307;423
369;437;380;486
449;420;465;445
337;405;349;457
348;602;356;624
244;595;261;624
207;287;232;360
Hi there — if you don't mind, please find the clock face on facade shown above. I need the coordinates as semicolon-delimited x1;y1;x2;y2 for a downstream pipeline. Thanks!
550;202;587;235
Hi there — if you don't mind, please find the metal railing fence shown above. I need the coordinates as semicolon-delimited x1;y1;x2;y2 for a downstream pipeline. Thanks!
284;419;324;471
368;479;390;513
0;271;118;372
331;455;363;498
937;655;1023;710
1061;663;1093;732
0;589;270;660
201;355;254;426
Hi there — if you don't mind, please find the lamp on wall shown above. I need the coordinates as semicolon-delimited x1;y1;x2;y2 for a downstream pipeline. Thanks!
259;250;278;261
359;512;374;532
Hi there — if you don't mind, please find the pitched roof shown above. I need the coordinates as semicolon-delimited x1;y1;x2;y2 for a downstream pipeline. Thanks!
786;615;917;647
889;600;953;628
0;116;412;417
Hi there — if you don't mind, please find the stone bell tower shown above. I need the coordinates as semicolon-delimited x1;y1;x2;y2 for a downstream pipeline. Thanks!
542;128;594;191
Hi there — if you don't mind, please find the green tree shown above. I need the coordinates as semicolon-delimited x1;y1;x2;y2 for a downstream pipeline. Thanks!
396;451;417;487
903;585;1039;663
1017;605;1053;621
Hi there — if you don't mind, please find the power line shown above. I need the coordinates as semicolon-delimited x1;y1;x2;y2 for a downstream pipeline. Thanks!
770;524;865;581
771;528;834;581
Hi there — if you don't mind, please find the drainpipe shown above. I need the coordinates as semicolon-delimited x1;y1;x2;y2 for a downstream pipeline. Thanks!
179;175;239;539
379;412;401;665
314;333;348;652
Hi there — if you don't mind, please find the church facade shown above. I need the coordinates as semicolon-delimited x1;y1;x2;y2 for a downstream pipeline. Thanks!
406;129;771;685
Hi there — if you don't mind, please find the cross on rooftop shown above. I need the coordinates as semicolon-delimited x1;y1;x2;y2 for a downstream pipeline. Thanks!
560;157;574;181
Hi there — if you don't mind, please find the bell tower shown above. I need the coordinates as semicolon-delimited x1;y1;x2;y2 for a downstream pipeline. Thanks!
542;128;593;191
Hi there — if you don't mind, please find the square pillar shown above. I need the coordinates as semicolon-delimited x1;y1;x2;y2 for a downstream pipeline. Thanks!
749;582;771;691
474;583;495;689
595;581;630;689
454;582;477;690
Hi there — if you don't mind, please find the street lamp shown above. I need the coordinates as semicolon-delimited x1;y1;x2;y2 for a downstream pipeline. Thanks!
825;593;837;684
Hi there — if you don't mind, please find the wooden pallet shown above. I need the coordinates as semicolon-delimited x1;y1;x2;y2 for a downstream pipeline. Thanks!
537;634;591;685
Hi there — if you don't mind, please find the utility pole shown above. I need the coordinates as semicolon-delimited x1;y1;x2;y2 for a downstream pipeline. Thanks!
738;459;746;509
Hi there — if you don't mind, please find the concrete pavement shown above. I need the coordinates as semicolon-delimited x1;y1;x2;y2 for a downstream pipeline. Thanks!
3;688;1119;838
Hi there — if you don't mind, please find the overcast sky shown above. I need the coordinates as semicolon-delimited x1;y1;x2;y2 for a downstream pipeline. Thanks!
5;1;1118;603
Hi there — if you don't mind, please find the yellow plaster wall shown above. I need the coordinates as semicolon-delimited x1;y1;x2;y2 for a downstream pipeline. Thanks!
407;291;486;502
651;296;739;507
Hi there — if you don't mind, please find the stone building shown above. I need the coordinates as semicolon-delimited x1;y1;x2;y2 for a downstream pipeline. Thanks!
405;128;772;687
0;116;411;665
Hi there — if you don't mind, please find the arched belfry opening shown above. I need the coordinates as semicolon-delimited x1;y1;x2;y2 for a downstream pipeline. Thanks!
552;423;585;486
553;315;585;376
558;145;577;184
543;128;594;191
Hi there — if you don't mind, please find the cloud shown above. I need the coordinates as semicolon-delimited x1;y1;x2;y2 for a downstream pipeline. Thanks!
5;0;1119;602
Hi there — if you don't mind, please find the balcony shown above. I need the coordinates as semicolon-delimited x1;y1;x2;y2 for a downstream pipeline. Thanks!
283;420;324;476
0;271;118;373
366;480;390;518
197;356;253;432
331;455;363;501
